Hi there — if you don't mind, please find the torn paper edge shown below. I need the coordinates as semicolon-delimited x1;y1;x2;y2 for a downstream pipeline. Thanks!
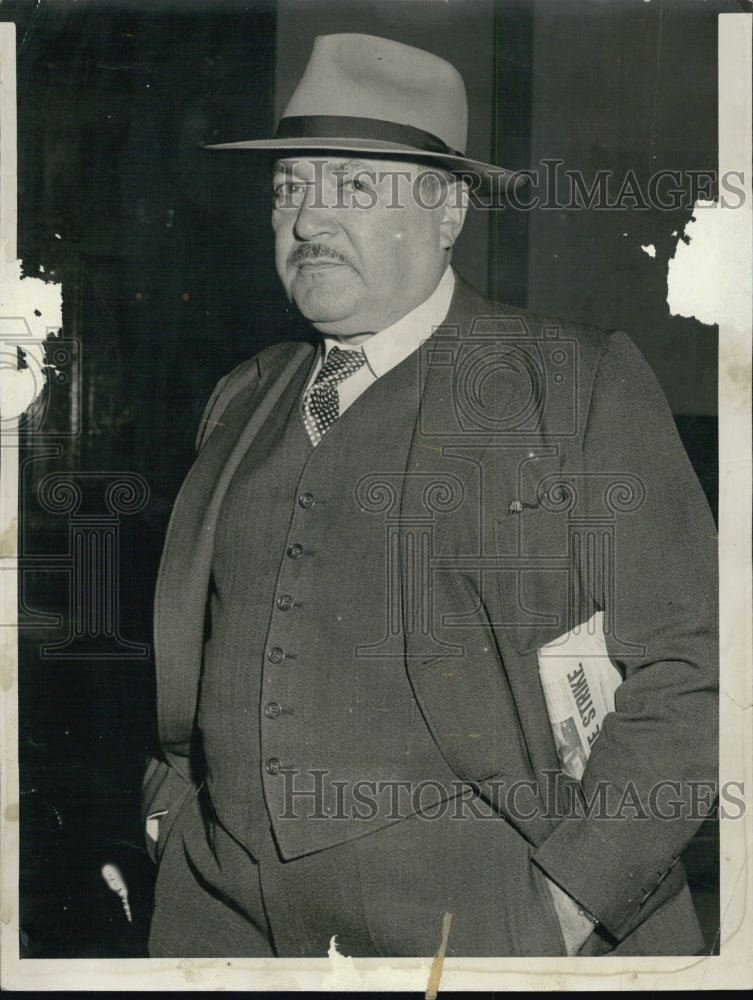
667;199;752;329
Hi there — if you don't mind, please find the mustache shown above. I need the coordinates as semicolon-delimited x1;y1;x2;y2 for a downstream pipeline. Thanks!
288;243;351;268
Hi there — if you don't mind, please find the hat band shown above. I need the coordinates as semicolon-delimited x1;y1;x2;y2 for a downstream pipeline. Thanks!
275;115;464;158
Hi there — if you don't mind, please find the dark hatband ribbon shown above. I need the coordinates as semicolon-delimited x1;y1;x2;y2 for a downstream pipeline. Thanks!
274;115;464;158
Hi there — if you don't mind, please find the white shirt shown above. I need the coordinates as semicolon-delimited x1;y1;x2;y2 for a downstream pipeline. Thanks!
303;266;456;420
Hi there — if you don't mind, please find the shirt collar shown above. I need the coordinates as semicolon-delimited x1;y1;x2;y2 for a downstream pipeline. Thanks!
323;266;455;378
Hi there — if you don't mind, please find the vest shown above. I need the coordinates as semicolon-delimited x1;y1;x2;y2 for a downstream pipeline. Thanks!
199;347;461;859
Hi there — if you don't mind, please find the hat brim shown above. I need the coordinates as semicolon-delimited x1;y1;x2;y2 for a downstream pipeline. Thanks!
204;136;524;194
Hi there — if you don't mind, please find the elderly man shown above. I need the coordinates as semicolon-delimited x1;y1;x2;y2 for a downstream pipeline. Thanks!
143;34;717;958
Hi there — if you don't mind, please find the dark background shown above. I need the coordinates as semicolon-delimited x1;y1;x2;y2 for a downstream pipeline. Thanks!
4;0;728;958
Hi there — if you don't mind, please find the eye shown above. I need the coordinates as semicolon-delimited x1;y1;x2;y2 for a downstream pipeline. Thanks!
337;174;371;194
273;181;306;208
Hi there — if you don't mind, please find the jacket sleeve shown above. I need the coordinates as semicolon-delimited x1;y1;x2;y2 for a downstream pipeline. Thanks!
531;330;718;941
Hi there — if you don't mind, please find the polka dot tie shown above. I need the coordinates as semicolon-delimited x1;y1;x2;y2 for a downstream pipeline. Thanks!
303;346;367;445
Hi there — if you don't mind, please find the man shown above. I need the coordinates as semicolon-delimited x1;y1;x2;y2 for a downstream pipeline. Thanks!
143;33;718;958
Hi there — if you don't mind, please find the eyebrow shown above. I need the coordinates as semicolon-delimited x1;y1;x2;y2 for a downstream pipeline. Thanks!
271;157;373;180
271;159;295;180
333;159;372;174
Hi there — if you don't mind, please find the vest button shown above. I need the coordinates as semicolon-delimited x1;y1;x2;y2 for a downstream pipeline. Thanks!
298;492;315;509
287;543;303;559
264;702;282;719
268;646;284;663
277;594;293;611
264;757;281;775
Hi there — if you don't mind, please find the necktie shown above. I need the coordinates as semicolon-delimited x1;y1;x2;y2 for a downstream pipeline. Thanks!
303;345;367;445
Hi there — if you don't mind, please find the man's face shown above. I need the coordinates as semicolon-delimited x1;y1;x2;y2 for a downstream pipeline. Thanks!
271;156;464;337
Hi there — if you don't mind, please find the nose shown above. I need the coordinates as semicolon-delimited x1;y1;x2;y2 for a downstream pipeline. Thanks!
293;186;339;241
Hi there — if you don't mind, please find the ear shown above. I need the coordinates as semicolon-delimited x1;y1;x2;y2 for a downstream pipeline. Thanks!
439;178;469;250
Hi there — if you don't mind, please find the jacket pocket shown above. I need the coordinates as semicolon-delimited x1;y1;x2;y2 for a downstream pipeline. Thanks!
154;782;193;864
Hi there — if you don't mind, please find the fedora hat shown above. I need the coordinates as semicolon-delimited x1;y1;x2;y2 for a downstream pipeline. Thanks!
207;33;519;190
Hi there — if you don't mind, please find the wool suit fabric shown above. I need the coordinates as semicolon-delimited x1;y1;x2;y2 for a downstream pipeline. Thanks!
145;275;718;957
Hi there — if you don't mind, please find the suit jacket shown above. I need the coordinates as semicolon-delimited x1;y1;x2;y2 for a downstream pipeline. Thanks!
145;274;718;952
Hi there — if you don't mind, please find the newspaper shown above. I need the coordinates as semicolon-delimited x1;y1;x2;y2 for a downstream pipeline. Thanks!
537;612;624;780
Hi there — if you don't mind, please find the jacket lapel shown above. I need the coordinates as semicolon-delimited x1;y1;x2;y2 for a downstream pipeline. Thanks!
401;276;560;844
155;342;314;762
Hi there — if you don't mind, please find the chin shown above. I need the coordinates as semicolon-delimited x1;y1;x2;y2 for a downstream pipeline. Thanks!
293;289;361;328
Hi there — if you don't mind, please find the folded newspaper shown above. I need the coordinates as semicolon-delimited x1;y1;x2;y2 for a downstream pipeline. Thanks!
537;611;623;780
